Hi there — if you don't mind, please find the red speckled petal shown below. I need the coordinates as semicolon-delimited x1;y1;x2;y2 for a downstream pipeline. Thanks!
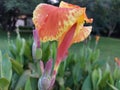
55;23;77;67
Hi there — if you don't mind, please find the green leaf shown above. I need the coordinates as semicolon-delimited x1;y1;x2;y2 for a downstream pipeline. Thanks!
91;68;102;90
15;35;26;64
16;34;23;54
0;51;2;78
15;70;31;90
72;63;83;85
99;63;110;88
28;63;39;78
19;38;26;64
0;51;12;81
0;78;9;90
56;77;64;87
36;62;41;76
10;58;24;75
24;41;32;61
10;73;19;89
113;65;120;80
35;48;42;60
58;62;65;77
82;75;92;90
25;78;32;90
97;68;102;86
42;43;51;62
115;80;120;89
109;74;114;85
29;77;38;90
50;41;57;60
9;43;16;57
92;69;99;90
107;82;119;90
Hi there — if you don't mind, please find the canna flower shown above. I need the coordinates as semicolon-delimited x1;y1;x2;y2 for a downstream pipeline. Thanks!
33;1;93;89
114;57;120;67
95;35;100;44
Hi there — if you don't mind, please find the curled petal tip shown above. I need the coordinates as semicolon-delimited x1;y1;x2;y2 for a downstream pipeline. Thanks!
86;18;93;23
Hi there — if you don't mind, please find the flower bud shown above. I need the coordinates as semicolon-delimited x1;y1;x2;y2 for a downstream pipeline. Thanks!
38;75;52;90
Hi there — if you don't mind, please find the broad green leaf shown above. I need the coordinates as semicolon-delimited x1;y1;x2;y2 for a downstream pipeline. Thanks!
97;68;102;86
15;35;25;64
29;77;38;90
113;65;120;80
92;69;99;90
82;75;92;90
15;70;31;90
25;78;32;90
0;78;9;90
36;62;41;76
0;51;2;78
109;74;114;85
16;35;22;54
19;38;25;64
24;41;32;61
42;43;51;62
99;63;110;88
20;38;25;56
58;62;65;77
0;51;12;81
115;80;120;90
10;73;19;90
9;42;17;58
10;58;23;75
35;48;42;60
72;63;83;85
50;41;57;60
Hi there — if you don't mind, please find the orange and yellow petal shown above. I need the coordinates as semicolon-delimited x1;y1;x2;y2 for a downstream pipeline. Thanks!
59;1;93;23
33;3;84;42
59;1;80;8
71;26;92;43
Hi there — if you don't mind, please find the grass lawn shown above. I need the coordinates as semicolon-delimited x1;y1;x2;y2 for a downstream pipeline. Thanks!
97;37;120;61
70;36;120;64
0;30;120;63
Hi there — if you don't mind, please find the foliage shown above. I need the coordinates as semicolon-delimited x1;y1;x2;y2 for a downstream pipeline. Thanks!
92;0;120;36
0;0;44;31
8;33;41;90
0;50;12;90
0;33;120;90
55;44;120;90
